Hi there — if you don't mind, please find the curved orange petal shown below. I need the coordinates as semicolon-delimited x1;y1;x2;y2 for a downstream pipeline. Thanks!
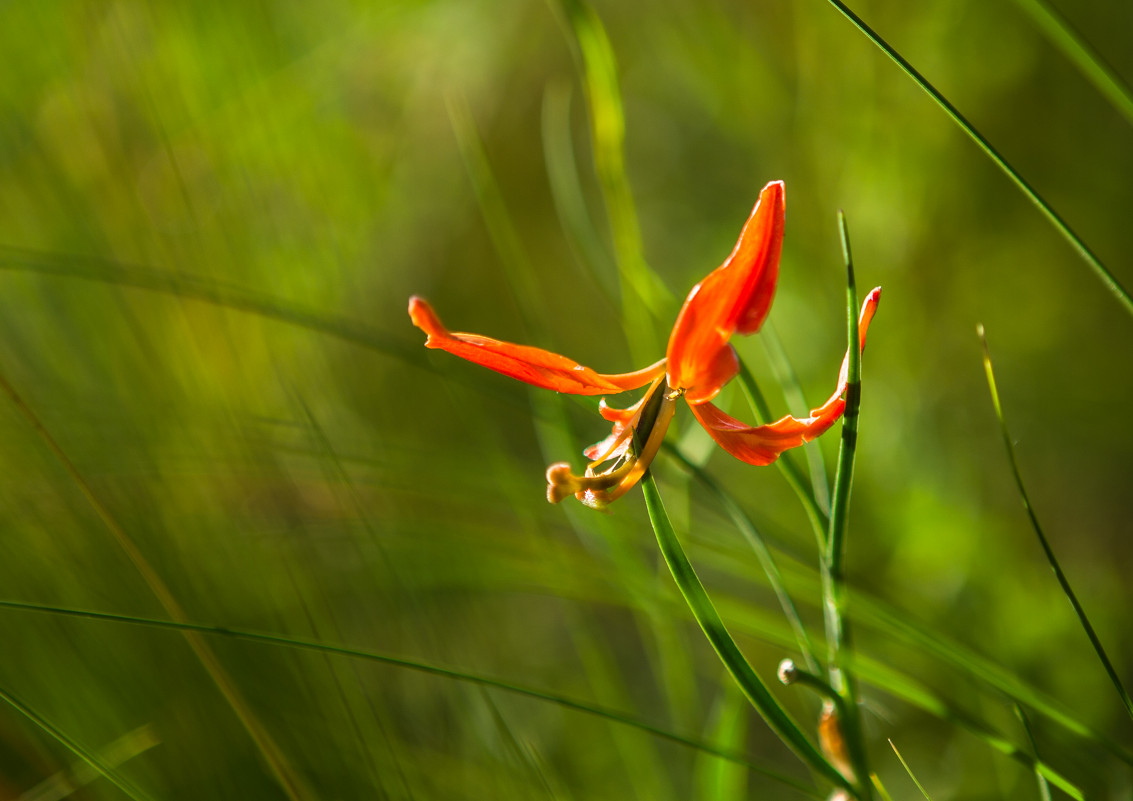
666;180;785;398
689;287;881;465
689;401;821;465
409;297;665;395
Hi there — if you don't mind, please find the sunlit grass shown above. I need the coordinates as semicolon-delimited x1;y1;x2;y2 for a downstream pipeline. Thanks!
0;0;1129;798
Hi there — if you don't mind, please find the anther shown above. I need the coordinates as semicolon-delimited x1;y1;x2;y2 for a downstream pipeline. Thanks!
546;457;637;504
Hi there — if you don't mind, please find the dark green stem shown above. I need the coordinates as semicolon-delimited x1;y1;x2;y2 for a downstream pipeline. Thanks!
821;213;872;797
664;444;820;674
641;474;853;793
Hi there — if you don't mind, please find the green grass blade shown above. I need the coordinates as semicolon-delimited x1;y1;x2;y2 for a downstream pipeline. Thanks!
822;0;1133;317
821;212;871;796
695;684;749;801
735;359;830;543
888;740;933;801
541;82;620;306
0;245;421;366
448;94;545;320
848;592;1133;767
0;368;313;801
979;326;1133;721
850;658;1082;799
1016;705;1053;801
1009;0;1133;127
871;773;895;801
664;442;820;674
551;0;672;361
651;454;1094;794
0;685;155;801
0;598;821;798
640;473;852;793
761;323;832;515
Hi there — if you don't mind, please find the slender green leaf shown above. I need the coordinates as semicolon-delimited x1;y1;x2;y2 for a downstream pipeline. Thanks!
0;598;820;797
0;685;154;801
888;740;933;801
979;326;1133;720
1016;705;1052;801
761;323;833;514
551;0;672;362
822;0;1133;316
1009;0;1133;127
640;473;851;793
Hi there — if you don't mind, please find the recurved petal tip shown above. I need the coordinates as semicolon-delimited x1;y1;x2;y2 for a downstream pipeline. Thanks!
408;296;443;338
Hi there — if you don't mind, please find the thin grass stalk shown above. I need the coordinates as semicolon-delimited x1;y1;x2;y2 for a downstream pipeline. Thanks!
551;0;671;363
0;246;420;365
821;212;872;795
0;685;153;801
0;598;821;797
848;593;1132;766
761;323;833;514
1009;0;1133;127
0;591;1089;797
695;685;749;801
822;0;1133;317
978;327;1133;721
0;370;312;801
541;82;620;304
888;740;933;800
1015;705;1053;801
640;473;853;794
735;360;830;542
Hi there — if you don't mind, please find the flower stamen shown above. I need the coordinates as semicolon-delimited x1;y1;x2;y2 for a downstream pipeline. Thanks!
546;458;637;504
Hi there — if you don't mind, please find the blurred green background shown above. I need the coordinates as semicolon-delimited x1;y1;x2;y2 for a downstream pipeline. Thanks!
0;0;1130;798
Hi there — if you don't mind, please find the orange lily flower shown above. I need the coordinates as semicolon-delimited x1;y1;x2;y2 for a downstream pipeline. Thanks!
409;181;881;508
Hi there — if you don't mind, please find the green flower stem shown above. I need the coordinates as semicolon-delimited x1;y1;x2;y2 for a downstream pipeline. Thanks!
664;443;820;674
821;213;872;796
641;473;853;794
979;327;1133;721
777;659;844;708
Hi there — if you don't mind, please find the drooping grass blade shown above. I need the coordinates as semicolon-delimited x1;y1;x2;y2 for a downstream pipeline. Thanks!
1009;0;1133;127
0;598;821;797
0;685;155;801
0;369;313;801
821;0;1133;317
979;326;1133;721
